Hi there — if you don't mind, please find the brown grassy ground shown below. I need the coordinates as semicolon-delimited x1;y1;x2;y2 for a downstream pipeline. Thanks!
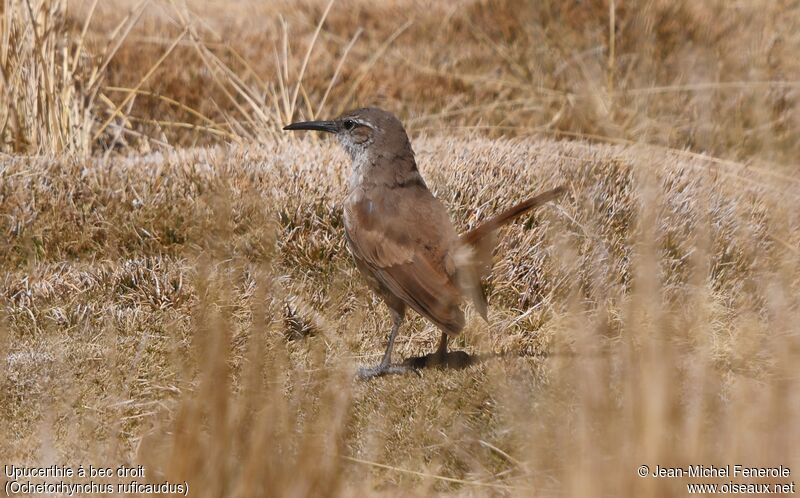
2;137;799;495
1;0;799;496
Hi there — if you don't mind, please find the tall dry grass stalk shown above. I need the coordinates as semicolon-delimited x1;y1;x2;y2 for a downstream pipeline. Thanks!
165;0;361;143
6;0;796;163
0;0;365;153
58;0;796;165
0;0;147;155
0;0;97;154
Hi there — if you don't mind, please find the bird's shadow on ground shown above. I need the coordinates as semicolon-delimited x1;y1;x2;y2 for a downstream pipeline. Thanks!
400;350;496;371
399;349;595;373
363;350;557;379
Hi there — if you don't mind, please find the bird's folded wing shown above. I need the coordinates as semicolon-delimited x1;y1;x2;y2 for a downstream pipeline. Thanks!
346;221;465;334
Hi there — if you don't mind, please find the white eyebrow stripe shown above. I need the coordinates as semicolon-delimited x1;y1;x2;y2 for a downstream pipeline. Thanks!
344;117;371;128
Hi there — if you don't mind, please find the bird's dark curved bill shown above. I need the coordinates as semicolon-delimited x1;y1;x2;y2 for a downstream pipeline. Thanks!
283;120;338;133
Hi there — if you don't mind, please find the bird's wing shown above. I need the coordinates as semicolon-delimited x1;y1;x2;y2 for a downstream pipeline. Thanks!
344;189;465;334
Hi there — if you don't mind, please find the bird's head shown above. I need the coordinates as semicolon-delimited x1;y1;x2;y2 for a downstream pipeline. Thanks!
283;107;412;162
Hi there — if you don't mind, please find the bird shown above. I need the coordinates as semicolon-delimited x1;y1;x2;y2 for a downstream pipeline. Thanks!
284;108;565;378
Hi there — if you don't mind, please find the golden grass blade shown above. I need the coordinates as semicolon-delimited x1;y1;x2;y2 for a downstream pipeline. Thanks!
22;0;42;48
338;19;413;113
125;116;239;140
169;2;273;136
315;27;361;119
288;0;335;121
104;86;224;129
70;0;99;75
273;43;290;123
184;32;262;136
184;7;271;94
0;0;10;66
98;91;138;155
93;29;188;142
607;0;616;91
200;45;274;134
300;83;314;119
89;0;149;91
280;15;290;115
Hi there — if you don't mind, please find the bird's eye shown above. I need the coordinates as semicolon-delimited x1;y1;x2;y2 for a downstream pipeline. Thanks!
343;119;356;131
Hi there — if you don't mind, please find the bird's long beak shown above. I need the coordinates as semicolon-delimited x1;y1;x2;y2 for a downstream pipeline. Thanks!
283;120;338;133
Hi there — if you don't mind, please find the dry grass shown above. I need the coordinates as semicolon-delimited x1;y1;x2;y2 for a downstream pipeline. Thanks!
1;0;800;496
3;0;798;163
2;137;799;495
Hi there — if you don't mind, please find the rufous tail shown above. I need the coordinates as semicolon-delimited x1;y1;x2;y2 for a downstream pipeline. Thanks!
456;185;567;320
460;186;566;246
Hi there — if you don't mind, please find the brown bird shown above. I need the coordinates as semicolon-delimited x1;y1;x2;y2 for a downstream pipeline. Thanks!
284;108;564;378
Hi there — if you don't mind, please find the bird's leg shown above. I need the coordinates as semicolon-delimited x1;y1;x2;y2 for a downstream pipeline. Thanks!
428;331;472;369
358;310;409;379
379;311;403;368
436;332;448;361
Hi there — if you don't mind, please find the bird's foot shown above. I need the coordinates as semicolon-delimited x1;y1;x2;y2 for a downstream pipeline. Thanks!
356;363;413;380
403;350;475;370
